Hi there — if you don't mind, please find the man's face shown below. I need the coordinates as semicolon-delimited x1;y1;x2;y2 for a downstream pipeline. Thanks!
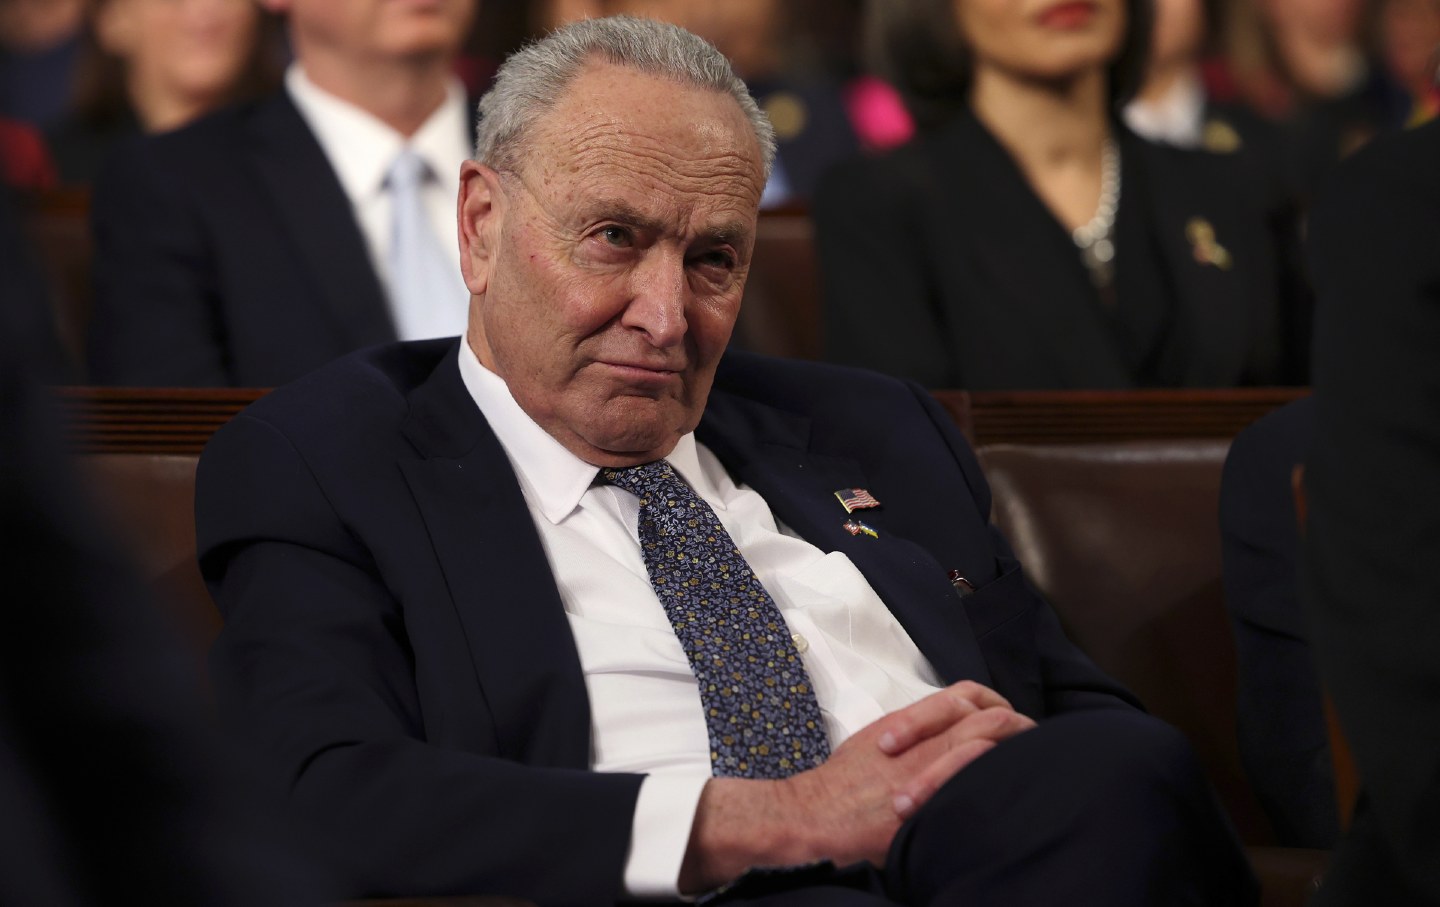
265;0;473;65
459;62;765;466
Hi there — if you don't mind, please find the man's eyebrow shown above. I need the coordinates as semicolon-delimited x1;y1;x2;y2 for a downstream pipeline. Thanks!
585;199;753;248
586;199;665;233
705;221;753;247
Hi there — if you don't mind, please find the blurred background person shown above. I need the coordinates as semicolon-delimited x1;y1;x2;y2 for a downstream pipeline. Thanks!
1220;0;1405;199
1226;0;1378;118
0;112;55;187
1124;0;1279;156
1;184;331;907
86;0;478;387
536;0;905;207
1376;0;1440;124
0;0;84;129
47;0;283;186
814;0;1298;391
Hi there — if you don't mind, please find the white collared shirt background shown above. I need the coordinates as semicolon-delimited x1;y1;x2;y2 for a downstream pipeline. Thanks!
285;63;472;339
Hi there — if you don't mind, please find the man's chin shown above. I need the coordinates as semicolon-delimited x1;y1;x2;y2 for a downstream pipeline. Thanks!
578;431;684;468
572;413;690;467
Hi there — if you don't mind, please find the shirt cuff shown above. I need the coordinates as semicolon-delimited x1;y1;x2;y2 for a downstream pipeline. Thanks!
622;773;709;898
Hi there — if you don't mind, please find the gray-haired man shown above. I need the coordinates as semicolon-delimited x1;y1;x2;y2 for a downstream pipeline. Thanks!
199;16;1257;906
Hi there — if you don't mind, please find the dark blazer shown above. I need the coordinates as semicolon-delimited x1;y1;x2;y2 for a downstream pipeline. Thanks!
1219;396;1338;848
1302;118;1440;904
196;340;1136;904
814;111;1292;390
88;91;398;387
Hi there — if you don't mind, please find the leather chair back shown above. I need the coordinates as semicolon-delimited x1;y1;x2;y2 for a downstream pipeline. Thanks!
77;452;217;670
979;439;1275;845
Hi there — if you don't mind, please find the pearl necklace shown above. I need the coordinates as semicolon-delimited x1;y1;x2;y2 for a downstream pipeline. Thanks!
1071;137;1121;291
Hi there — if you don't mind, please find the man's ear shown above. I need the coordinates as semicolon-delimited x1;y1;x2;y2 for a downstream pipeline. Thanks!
457;160;504;298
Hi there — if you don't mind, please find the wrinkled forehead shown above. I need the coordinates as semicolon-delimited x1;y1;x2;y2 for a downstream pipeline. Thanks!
514;62;766;219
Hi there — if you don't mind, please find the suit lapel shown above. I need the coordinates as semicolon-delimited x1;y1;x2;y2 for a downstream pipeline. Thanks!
698;390;990;686
246;93;397;349
398;347;591;767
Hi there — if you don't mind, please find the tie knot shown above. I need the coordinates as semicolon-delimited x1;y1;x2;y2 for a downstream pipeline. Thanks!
387;147;431;191
599;460;680;500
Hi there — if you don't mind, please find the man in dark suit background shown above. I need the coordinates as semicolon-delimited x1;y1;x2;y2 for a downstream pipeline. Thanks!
87;0;477;387
1303;118;1440;904
197;16;1256;905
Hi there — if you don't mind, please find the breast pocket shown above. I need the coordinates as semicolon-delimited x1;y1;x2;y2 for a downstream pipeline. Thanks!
961;557;1044;718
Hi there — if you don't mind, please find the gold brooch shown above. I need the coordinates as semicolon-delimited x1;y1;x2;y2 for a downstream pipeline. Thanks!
1186;217;1232;270
1201;120;1242;154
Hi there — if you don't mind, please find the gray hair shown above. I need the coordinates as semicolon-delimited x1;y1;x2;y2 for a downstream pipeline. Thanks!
473;15;776;177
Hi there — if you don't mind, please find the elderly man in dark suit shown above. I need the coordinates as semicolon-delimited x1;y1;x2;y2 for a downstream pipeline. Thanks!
88;0;476;387
197;16;1256;906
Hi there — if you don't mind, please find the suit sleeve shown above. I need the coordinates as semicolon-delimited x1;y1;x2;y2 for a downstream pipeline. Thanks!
813;158;958;387
1302;122;1440;901
1219;400;1338;848
197;413;644;904
88;137;232;386
909;382;1141;716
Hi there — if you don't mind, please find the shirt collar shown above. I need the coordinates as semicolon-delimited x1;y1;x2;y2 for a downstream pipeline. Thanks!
1122;69;1206;147
285;62;472;202
456;339;713;523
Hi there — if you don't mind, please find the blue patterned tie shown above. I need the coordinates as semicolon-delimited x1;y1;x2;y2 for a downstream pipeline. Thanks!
600;461;830;778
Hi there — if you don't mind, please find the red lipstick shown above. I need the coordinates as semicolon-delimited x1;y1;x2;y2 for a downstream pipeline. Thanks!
1037;1;1099;29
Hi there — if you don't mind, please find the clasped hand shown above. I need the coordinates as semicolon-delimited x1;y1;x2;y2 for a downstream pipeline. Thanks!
681;680;1037;892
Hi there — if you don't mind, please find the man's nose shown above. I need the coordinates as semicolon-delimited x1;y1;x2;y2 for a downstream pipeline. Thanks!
622;253;688;347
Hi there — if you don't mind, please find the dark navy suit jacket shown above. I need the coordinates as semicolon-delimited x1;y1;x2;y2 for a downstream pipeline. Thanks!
196;340;1135;904
88;92;398;387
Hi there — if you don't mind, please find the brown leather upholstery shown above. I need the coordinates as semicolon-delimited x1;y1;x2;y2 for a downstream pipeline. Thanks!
980;439;1265;837
75;453;217;668
979;439;1329;903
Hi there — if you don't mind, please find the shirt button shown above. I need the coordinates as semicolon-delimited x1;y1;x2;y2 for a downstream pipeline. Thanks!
791;633;809;654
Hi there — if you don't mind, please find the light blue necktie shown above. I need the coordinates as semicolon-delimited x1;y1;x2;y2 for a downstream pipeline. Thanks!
601;460;831;778
386;147;468;339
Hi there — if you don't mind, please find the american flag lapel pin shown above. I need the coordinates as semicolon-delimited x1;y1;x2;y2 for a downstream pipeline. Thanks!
834;487;881;513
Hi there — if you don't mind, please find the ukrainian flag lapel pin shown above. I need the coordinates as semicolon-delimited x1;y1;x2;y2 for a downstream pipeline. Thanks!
843;519;879;539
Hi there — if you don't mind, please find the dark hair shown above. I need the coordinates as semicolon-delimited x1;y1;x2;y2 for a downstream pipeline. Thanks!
865;0;1154;131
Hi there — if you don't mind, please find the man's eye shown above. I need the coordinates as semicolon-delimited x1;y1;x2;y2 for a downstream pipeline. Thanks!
598;225;631;247
693;250;737;272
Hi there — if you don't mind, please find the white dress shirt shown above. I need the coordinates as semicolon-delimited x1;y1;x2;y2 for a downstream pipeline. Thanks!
285;64;472;339
1123;70;1207;148
457;341;946;897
